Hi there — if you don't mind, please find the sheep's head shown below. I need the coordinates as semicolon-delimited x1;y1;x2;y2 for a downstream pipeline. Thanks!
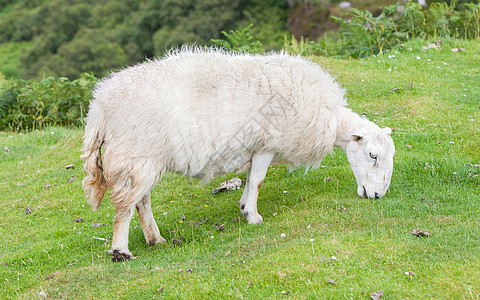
345;127;395;199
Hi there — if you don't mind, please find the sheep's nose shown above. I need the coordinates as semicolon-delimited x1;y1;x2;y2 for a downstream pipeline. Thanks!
374;193;379;199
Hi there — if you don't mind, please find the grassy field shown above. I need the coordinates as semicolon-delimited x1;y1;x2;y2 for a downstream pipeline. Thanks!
0;38;479;299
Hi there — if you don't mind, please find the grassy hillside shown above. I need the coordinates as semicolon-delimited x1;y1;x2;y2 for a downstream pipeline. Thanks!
0;38;479;299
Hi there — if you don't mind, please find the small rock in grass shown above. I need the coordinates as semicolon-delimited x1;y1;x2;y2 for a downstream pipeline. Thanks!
65;164;75;169
67;176;76;183
67;260;79;267
405;271;416;276
405;145;413;149
328;279;336;285
172;237;183;245
44;184;52;189
412;229;430;237
214;223;225;231
24;205;33;214
212;178;242;193
75;217;83;222
371;290;384;300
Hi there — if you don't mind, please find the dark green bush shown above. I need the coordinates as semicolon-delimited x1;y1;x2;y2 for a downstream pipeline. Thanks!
0;73;96;131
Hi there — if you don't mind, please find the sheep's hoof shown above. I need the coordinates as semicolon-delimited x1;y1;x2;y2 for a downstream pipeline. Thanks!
243;211;263;225
147;235;167;245
108;249;135;262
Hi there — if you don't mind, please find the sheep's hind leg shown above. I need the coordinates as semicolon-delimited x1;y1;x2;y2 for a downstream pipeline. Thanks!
241;152;274;224
238;169;250;210
108;202;136;261
136;192;166;245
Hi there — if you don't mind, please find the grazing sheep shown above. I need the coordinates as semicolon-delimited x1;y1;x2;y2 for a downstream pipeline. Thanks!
81;48;395;261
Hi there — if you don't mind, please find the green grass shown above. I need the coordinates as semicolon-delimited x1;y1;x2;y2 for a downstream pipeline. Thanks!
1;38;479;299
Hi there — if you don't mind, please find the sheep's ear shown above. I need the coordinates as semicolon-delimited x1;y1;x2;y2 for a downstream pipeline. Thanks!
350;133;365;143
383;127;392;135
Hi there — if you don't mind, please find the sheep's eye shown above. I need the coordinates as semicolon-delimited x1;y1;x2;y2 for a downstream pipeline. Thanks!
369;153;378;160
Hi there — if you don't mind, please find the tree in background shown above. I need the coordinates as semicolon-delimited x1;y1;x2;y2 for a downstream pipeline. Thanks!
0;0;289;79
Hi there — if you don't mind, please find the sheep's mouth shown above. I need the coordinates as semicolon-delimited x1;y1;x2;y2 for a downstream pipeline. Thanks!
362;186;381;199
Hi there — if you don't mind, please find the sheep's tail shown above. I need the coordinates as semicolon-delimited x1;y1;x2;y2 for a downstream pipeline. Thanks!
80;102;107;211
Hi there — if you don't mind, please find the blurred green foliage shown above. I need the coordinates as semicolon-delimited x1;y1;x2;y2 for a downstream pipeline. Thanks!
0;0;288;79
0;73;96;130
210;24;264;53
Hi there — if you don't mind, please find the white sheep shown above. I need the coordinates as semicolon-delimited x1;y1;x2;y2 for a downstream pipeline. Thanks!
81;48;395;261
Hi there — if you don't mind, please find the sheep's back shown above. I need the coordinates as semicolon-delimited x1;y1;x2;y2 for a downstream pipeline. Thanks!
92;49;346;180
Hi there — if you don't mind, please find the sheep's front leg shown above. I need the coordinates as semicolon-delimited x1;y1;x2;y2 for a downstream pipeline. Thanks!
136;193;166;245
108;203;135;261
240;152;274;224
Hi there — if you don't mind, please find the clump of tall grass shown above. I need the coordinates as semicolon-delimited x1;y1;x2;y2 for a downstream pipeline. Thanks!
210;24;264;54
0;73;96;131
331;1;480;58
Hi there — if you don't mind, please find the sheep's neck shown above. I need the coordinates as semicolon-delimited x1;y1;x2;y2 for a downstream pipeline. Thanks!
334;109;368;151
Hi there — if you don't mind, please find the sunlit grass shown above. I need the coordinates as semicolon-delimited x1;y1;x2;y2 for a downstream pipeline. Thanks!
1;38;479;299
